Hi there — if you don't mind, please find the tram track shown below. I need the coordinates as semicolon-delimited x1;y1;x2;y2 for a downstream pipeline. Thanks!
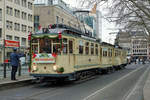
19;74;98;100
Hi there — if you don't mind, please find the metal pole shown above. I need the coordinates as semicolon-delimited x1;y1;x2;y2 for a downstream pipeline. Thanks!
18;44;21;76
18;61;21;76
3;0;6;78
3;39;6;78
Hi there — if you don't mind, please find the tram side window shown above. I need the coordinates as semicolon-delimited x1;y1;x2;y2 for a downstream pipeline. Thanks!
115;50;118;56
103;50;107;57
91;43;94;55
108;49;112;57
52;39;61;54
32;39;38;53
69;40;73;53
110;49;112;57
100;48;102;56
63;38;68;54
85;42;89;55
79;40;84;54
32;45;38;53
95;44;98;55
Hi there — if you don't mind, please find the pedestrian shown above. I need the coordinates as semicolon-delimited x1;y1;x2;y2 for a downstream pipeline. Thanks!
10;48;24;80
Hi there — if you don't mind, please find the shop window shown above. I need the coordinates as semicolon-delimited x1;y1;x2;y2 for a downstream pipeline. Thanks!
69;40;73;53
91;43;94;55
21;38;26;46
85;42;89;55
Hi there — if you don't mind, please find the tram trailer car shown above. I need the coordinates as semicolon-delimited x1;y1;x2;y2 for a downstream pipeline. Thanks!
29;24;127;82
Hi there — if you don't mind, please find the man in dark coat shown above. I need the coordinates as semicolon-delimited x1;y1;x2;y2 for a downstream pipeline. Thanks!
10;48;24;80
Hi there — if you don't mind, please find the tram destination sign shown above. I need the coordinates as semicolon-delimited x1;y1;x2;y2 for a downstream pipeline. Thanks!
33;54;55;63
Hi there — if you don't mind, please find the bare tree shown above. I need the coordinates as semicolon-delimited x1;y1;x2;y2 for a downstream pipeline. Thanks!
77;0;150;35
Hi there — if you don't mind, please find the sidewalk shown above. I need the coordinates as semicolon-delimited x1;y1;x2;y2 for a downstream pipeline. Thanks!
0;75;34;90
143;69;150;100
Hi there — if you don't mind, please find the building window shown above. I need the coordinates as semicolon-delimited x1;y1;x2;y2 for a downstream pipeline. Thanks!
14;0;20;5
22;0;27;7
14;23;20;31
28;26;32;33
21;24;27;32
22;12;27;20
14;9;20;18
56;16;59;25
6;6;13;16
6;35;12;40
28;14;32;22
34;16;39;32
14;36;19;41
28;2;32;10
21;38;26;46
48;0;53;5
0;9;2;21
6;20;13;30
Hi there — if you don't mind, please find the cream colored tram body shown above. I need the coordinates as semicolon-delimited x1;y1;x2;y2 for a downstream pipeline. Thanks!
29;25;127;81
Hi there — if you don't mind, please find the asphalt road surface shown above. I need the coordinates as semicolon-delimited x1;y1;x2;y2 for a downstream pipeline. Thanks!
0;64;149;100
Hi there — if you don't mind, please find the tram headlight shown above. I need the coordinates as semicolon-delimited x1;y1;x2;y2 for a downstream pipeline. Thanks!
33;65;37;71
53;65;58;71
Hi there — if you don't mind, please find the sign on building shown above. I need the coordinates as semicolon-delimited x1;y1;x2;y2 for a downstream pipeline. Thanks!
5;40;20;47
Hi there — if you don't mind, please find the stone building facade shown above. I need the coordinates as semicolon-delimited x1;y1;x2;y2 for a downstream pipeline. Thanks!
0;0;34;63
34;4;93;35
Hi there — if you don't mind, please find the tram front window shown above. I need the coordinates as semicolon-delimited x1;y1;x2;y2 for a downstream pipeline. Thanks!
32;38;62;54
39;38;61;54
39;38;51;53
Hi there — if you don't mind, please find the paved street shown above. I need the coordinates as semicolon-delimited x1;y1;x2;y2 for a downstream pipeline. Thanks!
0;64;149;100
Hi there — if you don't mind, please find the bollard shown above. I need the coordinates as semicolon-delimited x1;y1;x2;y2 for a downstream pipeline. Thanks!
3;63;6;78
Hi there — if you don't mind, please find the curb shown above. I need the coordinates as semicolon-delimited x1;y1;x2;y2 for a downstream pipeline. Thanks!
0;78;34;91
143;68;150;100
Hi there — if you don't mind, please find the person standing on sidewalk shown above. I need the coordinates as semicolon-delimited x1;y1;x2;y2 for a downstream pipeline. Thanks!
10;48;24;80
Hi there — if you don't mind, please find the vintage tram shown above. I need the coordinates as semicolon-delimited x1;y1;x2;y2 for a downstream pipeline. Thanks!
29;24;127;81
